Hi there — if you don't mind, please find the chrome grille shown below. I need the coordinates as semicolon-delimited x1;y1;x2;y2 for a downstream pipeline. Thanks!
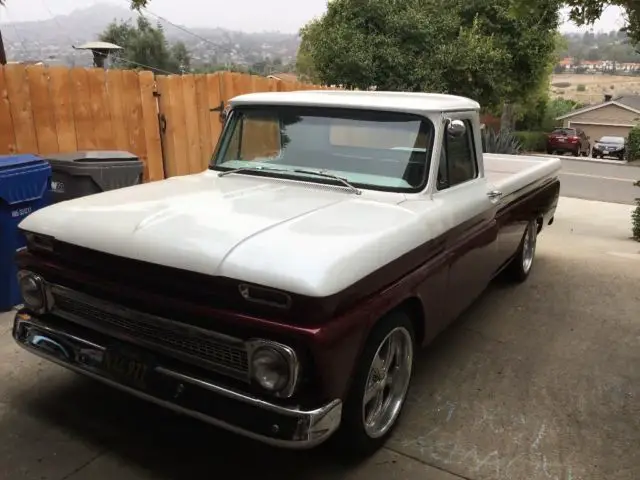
50;286;249;378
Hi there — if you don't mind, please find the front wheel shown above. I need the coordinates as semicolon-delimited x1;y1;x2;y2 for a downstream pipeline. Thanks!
503;219;538;283
333;311;415;458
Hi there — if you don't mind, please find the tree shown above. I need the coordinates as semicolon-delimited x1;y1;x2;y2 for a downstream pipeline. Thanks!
456;0;560;129
297;0;514;108
295;22;321;83
297;0;559;120
171;41;191;73
99;16;190;74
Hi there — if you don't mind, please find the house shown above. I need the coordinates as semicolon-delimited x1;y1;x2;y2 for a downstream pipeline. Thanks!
266;73;299;83
555;94;640;141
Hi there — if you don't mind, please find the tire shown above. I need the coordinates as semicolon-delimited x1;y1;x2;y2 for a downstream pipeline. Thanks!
503;219;538;283
546;149;553;155
332;311;415;459
572;148;579;157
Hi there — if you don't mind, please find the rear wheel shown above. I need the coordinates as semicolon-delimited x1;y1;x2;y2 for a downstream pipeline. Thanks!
333;311;415;458
503;219;538;283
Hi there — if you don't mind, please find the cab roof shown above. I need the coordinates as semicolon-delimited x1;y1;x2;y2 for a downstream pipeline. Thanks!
230;90;480;114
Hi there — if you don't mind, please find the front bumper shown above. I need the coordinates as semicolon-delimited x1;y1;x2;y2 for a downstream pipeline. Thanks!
593;147;623;157
12;311;342;449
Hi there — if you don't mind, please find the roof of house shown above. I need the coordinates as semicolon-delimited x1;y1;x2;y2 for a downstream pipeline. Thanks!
230;90;480;113
615;95;640;110
267;73;299;83
556;95;640;120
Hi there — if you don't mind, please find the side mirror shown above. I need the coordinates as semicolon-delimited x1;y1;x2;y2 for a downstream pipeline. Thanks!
446;119;466;138
211;101;231;123
220;105;231;124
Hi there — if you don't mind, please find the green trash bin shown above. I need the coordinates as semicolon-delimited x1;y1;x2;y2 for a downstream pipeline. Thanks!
45;150;144;203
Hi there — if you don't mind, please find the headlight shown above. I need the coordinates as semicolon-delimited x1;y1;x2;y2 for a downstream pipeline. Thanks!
17;271;48;313
248;340;299;397
251;347;289;391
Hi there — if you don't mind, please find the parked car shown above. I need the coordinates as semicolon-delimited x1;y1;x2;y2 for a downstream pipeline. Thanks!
12;91;561;457
546;127;591;156
591;135;626;160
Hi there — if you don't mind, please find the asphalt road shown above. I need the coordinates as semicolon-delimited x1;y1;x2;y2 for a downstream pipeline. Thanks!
1;197;638;480
551;156;639;205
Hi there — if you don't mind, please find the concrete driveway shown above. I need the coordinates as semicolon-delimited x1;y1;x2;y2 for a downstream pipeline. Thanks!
1;197;638;480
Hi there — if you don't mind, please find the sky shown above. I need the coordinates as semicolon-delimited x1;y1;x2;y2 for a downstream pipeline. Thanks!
0;0;629;34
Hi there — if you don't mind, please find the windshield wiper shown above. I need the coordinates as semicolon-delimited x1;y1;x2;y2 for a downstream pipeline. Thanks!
291;169;362;195
218;166;362;195
217;165;289;177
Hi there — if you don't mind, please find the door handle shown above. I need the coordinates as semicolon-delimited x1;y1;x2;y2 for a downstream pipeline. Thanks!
487;190;503;202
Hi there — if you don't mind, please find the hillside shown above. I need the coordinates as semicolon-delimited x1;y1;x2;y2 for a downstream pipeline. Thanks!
0;3;301;68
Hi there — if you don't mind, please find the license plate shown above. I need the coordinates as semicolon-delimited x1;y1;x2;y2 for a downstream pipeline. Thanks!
102;347;151;389
558;138;566;142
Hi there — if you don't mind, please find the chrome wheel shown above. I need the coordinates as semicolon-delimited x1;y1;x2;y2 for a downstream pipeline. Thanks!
522;221;537;274
361;327;413;439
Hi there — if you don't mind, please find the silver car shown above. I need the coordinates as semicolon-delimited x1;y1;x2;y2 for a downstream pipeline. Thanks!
592;136;626;160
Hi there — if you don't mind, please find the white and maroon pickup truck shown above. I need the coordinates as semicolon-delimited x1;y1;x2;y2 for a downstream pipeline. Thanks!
13;91;560;456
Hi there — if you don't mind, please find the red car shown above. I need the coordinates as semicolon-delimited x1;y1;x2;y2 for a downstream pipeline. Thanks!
546;127;591;156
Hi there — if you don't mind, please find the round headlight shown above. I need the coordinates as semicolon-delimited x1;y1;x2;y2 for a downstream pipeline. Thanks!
18;273;45;311
251;347;289;392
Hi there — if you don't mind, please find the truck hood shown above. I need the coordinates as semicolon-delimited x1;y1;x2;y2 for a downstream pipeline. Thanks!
20;171;431;297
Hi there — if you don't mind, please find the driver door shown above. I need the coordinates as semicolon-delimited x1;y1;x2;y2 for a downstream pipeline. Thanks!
433;117;500;322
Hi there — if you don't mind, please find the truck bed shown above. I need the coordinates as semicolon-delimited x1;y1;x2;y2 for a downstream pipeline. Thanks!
484;154;561;198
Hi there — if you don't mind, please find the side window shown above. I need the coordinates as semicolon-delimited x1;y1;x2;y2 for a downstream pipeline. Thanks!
437;120;478;190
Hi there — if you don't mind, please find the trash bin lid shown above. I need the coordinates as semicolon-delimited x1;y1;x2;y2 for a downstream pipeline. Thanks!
0;154;45;171
0;154;51;205
46;150;139;163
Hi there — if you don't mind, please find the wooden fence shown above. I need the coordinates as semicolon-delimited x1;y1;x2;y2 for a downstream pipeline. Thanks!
0;65;330;181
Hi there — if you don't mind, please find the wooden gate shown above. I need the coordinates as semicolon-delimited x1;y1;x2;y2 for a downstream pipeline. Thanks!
0;65;329;180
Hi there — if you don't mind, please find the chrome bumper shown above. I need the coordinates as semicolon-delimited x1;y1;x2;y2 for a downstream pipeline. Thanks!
12;311;342;449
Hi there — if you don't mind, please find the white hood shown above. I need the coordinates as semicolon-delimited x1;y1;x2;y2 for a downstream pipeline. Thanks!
20;171;431;297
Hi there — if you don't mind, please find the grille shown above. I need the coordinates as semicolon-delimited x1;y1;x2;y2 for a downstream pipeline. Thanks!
51;288;249;377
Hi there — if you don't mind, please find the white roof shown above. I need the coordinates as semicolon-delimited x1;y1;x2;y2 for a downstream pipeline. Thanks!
230;90;480;114
75;41;123;50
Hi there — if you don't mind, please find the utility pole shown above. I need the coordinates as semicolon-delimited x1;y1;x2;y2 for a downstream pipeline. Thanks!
0;28;7;65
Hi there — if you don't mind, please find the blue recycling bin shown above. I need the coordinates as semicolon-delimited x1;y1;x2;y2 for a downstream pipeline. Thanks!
0;154;51;311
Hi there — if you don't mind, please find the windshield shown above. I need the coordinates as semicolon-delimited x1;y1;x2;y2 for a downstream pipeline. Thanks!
210;106;435;192
598;136;625;144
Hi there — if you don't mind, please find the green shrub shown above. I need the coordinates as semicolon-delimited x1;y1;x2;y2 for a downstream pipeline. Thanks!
482;129;522;154
514;131;547;152
551;81;571;88
576;84;586;92
633;180;640;241
626;125;640;161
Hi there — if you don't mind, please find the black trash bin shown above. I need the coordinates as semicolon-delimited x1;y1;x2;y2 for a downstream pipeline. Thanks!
45;150;144;203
